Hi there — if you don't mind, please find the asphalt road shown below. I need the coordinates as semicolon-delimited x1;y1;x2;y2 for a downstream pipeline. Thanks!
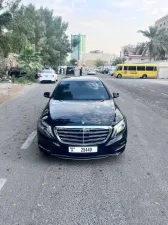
0;75;168;225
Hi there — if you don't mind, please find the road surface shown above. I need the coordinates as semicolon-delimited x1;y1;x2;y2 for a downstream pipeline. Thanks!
0;76;168;225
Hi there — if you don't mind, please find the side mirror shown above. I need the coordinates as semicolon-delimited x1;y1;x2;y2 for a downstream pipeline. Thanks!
44;92;50;98
113;93;119;98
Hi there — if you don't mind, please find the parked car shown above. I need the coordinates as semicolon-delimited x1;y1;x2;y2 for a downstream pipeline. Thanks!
38;69;58;83
66;66;75;75
37;76;127;159
102;68;110;74
87;69;96;75
108;69;114;76
8;67;27;78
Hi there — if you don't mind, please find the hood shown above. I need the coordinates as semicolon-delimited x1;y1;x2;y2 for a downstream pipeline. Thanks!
48;99;116;126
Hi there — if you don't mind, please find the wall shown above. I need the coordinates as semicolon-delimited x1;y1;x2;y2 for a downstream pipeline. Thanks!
78;60;109;68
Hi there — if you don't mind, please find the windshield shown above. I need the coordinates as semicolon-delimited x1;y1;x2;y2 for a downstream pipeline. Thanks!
42;70;54;73
53;80;110;100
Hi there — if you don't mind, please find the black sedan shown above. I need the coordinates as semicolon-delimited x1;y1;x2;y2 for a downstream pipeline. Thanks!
37;76;127;159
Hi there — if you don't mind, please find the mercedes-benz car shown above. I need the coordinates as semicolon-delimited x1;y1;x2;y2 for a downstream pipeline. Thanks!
37;76;127;159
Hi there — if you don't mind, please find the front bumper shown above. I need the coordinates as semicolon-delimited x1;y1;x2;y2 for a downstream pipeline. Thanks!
37;129;127;159
38;77;56;82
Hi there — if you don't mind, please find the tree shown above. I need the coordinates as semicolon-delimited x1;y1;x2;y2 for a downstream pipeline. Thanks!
0;0;20;57
8;4;71;66
112;57;126;66
95;59;104;67
0;0;20;30
137;26;168;60
70;58;77;66
135;42;146;55
71;38;80;48
19;45;43;81
39;7;71;66
8;4;47;54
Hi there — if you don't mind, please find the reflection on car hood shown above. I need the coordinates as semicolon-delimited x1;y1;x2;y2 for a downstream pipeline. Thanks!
48;99;116;126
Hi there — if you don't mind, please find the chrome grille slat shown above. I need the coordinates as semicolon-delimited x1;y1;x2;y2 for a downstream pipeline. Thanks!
59;134;107;139
54;126;112;146
82;138;106;142
58;131;83;134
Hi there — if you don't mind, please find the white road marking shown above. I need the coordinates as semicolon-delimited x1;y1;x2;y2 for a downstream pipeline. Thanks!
0;178;7;191
140;87;145;89
134;85;137;87
21;131;37;150
161;93;168;97
149;89;155;92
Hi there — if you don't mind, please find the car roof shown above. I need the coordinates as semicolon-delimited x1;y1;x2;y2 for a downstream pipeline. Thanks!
42;69;54;72
61;76;100;82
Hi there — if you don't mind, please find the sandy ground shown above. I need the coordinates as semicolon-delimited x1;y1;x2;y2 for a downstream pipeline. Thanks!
0;83;26;104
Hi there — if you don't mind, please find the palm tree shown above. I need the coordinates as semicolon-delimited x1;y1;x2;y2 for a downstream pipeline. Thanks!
137;26;168;60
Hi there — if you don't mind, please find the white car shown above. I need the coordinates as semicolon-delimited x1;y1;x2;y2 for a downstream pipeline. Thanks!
87;69;96;75
38;69;58;83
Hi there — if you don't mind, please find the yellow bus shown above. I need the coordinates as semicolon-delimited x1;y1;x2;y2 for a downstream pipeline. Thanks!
114;64;158;79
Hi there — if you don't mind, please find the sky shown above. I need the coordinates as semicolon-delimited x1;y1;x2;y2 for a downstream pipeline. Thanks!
22;0;168;55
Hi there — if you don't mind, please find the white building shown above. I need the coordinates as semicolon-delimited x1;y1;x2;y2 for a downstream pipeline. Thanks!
155;14;168;30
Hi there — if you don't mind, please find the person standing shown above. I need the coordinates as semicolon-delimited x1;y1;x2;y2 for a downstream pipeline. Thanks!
80;67;83;76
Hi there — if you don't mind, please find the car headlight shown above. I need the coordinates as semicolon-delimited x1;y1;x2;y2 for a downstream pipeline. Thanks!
38;119;54;138
113;119;125;136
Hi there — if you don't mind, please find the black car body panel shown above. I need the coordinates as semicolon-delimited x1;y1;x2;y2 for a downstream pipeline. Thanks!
66;67;75;75
37;76;127;159
8;67;27;78
49;99;116;126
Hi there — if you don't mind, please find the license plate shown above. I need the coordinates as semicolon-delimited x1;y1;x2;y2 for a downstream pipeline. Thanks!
69;146;97;153
45;75;48;77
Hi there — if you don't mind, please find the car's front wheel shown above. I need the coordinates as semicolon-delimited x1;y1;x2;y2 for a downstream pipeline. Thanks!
142;74;147;79
117;74;122;78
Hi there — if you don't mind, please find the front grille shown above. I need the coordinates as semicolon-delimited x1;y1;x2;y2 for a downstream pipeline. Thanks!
54;126;112;146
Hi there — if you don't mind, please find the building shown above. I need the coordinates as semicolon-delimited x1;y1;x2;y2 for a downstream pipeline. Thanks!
155;14;168;30
120;45;136;58
78;52;113;68
71;34;86;61
120;44;150;63
125;55;150;63
90;50;103;53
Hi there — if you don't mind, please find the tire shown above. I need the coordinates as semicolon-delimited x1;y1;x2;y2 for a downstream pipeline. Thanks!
11;74;15;79
142;74;147;79
38;145;51;156
117;74;122;78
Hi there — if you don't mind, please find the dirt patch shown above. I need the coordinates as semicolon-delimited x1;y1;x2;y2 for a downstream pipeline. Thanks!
0;84;27;105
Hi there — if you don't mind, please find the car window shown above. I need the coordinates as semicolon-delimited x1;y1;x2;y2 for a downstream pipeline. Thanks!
117;66;122;71
128;66;136;71
42;70;53;73
53;80;110;100
137;66;145;71
146;66;154;71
